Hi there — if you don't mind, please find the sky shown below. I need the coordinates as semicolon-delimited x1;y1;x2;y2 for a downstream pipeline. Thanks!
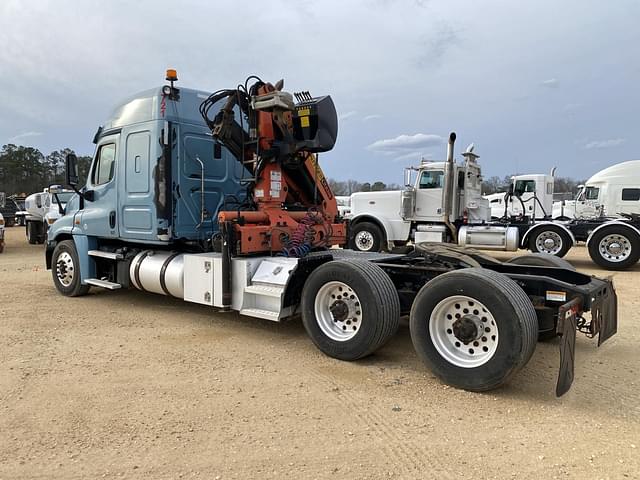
1;0;639;184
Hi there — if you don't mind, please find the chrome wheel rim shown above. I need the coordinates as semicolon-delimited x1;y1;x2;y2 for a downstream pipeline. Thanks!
56;252;75;287
598;233;631;263
535;231;563;255
429;295;499;368
314;281;362;341
355;231;374;251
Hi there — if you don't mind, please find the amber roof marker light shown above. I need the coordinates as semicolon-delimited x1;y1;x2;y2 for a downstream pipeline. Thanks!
166;69;178;90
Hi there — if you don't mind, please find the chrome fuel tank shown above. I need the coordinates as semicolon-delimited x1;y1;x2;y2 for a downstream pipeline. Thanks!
129;251;184;298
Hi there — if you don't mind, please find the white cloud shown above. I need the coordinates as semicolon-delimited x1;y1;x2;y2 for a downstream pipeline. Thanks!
541;78;559;88
368;133;444;153
338;111;357;121
363;114;382;122
7;131;42;142
584;138;626;149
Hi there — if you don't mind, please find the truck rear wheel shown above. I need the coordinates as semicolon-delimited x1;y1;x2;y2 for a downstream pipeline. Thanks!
350;222;385;252
301;260;400;361
409;268;538;392
527;225;571;257
588;226;640;270
51;240;90;297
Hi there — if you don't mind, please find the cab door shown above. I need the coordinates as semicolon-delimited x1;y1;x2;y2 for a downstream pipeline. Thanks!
414;168;445;221
78;135;120;238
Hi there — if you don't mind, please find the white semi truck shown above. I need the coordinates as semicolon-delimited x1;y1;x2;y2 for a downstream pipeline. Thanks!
486;173;555;220
24;187;76;244
348;139;640;269
553;160;640;219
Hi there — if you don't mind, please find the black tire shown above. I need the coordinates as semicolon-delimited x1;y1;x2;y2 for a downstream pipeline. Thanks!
301;260;400;361
26;221;39;244
349;222;385;252
527;225;572;258
51;240;90;297
409;268;538;392
506;253;576;271
587;226;640;271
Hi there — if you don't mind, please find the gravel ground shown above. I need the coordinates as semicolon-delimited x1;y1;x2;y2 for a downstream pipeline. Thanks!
1;226;639;479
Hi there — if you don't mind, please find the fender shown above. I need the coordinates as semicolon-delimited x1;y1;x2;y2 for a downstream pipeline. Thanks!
586;220;640;248
521;221;576;248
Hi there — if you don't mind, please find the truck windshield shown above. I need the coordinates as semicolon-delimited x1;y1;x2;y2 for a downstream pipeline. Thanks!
418;170;444;189
55;192;75;203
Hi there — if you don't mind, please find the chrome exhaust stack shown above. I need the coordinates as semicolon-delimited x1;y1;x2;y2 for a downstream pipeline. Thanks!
443;132;457;239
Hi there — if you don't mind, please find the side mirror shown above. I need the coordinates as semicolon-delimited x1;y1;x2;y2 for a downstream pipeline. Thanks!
36;195;42;209
507;184;514;196
65;153;80;187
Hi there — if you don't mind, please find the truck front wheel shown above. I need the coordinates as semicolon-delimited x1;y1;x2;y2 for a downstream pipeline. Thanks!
51;240;90;297
409;268;538;392
350;222;385;252
588;226;640;270
301;260;400;361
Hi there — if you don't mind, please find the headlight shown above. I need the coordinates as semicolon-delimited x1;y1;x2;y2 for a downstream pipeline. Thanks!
0;218;4;226
47;218;56;225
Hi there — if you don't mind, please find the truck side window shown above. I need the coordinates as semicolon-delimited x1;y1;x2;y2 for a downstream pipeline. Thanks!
584;186;599;200
514;180;536;195
622;188;640;201
92;144;116;186
418;170;444;189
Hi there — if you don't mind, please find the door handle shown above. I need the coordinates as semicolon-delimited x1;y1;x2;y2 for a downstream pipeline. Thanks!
109;211;116;229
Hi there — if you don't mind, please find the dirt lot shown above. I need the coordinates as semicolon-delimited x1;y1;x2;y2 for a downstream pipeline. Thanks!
1;226;639;480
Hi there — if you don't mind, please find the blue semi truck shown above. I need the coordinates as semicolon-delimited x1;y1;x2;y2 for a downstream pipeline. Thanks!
45;71;617;396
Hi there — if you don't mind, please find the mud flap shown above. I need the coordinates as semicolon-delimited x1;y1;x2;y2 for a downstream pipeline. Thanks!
593;279;618;347
556;298;579;397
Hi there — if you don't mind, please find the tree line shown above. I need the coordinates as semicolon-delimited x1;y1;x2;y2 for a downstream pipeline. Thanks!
329;175;584;196
327;179;402;195
0;144;91;196
481;175;584;195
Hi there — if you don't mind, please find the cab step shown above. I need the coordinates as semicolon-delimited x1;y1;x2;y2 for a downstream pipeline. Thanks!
88;250;123;260
85;278;122;290
239;308;279;321
244;284;284;298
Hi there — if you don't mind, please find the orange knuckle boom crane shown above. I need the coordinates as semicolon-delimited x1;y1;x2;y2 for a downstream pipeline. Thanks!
199;77;346;256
